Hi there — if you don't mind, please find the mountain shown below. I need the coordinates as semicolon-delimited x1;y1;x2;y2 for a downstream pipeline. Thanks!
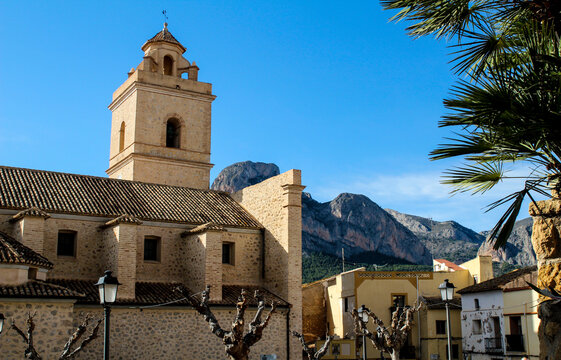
302;193;432;264
211;161;280;193
478;217;536;266
385;209;485;264
212;161;433;265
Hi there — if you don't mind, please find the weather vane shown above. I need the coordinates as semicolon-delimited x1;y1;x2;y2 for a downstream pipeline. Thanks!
162;10;168;22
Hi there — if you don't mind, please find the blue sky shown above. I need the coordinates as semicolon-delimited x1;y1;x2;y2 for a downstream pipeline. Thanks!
0;1;535;231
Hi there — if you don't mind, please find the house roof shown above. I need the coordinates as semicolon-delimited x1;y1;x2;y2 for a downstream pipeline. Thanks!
0;231;53;269
46;279;289;307
142;23;186;52
457;265;538;294
0;166;262;229
434;259;464;271
0;280;83;299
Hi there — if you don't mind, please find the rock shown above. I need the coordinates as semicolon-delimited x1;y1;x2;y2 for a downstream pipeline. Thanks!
211;161;279;193
303;193;433;265
478;217;537;266
386;209;484;264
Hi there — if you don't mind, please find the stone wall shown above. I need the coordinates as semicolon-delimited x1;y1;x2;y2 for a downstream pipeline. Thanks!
529;197;561;360
222;231;262;286
302;282;327;340
73;306;289;360
0;300;76;359
232;169;304;360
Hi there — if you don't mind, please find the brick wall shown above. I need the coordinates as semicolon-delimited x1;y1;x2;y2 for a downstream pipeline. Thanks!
232;169;304;360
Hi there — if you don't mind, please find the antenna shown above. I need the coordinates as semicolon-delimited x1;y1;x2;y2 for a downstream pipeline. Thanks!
342;248;345;273
162;10;169;22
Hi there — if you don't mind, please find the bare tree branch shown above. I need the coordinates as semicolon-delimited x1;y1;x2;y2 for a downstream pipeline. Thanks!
59;314;102;359
10;312;42;360
176;285;277;360
352;303;422;360
292;331;333;360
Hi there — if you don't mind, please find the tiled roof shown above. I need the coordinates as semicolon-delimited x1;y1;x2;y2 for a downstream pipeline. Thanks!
10;207;50;222
434;259;464;271
0;280;83;299
182;222;225;236
0;231;53;269
47;279;289;307
143;23;186;52
457;265;538;294
0;166;262;229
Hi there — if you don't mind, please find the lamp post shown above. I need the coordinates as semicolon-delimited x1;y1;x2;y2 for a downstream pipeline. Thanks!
357;305;369;360
439;279;456;360
0;313;5;335
95;270;120;360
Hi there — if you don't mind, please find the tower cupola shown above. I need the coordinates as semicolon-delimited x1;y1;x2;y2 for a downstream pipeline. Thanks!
106;24;215;189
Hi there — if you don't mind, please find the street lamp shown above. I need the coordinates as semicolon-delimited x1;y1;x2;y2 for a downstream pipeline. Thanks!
95;270;120;360
0;313;5;335
439;279;456;360
357;305;369;360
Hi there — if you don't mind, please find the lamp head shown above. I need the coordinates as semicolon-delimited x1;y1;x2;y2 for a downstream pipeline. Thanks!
0;313;5;334
438;279;456;301
94;270;121;305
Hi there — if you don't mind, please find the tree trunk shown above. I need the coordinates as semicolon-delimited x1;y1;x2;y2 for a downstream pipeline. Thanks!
529;196;561;360
390;349;399;360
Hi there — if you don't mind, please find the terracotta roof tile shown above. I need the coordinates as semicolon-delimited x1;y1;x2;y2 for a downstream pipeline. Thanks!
0;166;262;229
0;280;83;299
457;265;537;294
434;259;464;271
10;207;50;222
46;279;289;307
181;222;225;236
0;231;53;269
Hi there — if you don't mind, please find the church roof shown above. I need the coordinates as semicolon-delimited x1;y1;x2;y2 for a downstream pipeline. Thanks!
0;231;53;269
47;279;290;307
142;23;186;52
0;166;262;229
0;280;83;299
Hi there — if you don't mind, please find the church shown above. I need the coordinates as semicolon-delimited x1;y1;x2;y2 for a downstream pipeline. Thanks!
0;24;303;359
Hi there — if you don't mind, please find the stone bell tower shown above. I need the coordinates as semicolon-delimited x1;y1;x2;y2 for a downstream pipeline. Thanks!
106;23;216;189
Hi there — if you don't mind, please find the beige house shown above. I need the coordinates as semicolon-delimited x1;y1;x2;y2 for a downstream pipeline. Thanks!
302;256;493;360
0;24;303;360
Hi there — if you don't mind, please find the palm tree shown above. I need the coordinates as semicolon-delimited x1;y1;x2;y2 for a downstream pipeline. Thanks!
380;0;561;248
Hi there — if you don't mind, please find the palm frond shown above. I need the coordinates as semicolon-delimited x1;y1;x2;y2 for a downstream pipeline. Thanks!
441;162;503;194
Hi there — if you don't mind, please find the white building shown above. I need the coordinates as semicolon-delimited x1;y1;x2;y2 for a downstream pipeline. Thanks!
458;266;539;360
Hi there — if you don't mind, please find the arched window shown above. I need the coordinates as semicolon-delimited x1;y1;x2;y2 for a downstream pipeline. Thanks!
163;55;173;76
119;122;125;152
166;118;180;148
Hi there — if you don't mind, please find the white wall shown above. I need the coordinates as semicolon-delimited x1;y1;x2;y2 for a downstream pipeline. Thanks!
461;291;505;357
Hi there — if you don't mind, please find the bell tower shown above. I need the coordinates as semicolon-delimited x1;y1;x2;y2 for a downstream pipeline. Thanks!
107;23;216;189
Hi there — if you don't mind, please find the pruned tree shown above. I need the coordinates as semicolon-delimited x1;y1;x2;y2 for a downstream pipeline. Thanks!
291;331;333;360
176;285;277;360
352;303;421;360
9;312;101;360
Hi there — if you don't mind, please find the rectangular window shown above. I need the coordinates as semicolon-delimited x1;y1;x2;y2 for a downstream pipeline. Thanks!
509;316;522;335
344;297;349;312
222;242;234;265
144;236;161;262
392;294;406;308
57;231;76;257
436;320;446;335
473;319;482;334
474;298;480;310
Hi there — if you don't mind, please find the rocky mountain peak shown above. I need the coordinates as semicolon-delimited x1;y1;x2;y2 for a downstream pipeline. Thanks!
211;161;279;193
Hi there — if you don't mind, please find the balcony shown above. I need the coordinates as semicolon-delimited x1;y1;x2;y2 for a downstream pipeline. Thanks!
484;337;503;354
506;334;525;352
